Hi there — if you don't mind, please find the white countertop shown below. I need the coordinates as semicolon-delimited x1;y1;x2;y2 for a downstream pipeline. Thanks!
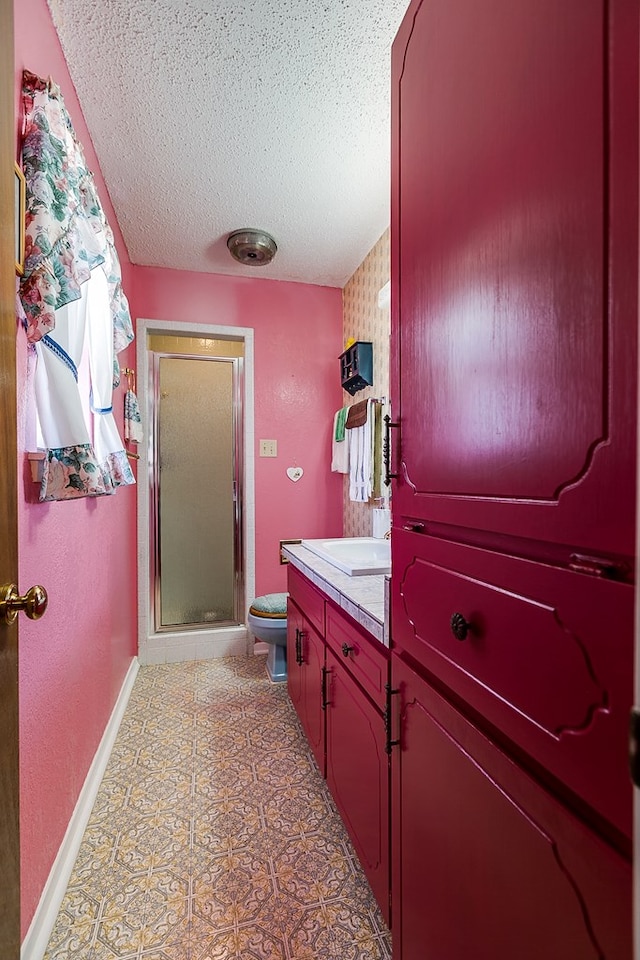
282;543;389;646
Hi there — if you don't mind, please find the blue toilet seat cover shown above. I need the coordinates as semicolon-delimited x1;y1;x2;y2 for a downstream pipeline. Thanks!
249;592;288;618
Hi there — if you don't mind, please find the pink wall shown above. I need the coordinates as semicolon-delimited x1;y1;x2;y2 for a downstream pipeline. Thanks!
14;0;137;936
14;0;344;938
132;267;344;595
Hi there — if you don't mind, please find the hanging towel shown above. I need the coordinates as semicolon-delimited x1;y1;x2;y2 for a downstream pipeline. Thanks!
334;406;348;441
348;399;374;501
345;399;368;430
371;400;382;499
348;423;369;501
331;409;349;474
124;388;143;443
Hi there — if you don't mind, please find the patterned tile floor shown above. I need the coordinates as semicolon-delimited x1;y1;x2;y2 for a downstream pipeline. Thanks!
44;656;392;960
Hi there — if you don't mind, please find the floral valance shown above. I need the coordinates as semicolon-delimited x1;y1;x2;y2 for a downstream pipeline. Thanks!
20;70;133;358
19;70;136;502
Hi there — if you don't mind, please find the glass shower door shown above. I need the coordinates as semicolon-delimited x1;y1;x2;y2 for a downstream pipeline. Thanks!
154;355;240;628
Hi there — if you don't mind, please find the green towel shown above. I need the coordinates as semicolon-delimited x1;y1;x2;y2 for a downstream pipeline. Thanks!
335;406;348;441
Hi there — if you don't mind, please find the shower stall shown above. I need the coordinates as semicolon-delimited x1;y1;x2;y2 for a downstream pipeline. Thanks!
136;321;255;664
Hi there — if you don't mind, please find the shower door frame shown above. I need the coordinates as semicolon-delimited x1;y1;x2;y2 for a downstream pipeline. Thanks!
150;350;244;633
136;319;255;665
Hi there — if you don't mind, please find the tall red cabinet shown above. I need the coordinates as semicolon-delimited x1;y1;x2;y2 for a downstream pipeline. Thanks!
389;1;637;957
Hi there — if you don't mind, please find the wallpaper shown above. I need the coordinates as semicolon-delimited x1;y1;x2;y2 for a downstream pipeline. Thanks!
341;229;390;538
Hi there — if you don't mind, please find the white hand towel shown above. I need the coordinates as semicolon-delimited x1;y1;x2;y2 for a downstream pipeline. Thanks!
348;400;373;501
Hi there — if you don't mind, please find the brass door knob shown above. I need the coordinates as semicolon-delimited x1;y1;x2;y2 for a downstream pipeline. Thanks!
0;583;48;624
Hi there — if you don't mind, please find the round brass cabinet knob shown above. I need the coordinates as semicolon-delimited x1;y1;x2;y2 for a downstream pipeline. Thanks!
0;583;48;625
450;612;471;641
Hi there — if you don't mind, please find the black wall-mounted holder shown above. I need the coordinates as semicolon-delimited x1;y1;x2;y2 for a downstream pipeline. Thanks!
340;341;373;395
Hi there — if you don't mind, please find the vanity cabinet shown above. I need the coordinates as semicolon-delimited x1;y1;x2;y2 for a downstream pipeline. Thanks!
286;563;391;921
389;0;637;956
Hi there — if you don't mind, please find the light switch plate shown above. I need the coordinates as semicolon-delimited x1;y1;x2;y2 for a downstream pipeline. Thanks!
260;439;277;457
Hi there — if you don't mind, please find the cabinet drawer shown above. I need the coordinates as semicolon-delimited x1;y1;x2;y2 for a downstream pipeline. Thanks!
392;530;633;839
325;602;388;712
288;565;325;638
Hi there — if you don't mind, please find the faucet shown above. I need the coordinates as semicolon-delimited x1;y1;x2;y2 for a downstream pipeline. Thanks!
384;529;391;540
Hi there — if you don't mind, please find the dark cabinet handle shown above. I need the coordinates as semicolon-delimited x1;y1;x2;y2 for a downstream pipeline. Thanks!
403;522;425;533
630;708;640;787
341;643;354;658
385;683;401;754
383;414;400;487
450;612;471;641
295;627;304;664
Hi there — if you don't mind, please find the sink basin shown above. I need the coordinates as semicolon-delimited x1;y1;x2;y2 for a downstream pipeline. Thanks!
301;537;391;576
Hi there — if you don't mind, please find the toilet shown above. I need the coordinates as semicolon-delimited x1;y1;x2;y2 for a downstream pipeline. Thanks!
247;593;288;683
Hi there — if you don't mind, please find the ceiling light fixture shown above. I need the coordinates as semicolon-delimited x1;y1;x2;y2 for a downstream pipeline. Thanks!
227;229;277;266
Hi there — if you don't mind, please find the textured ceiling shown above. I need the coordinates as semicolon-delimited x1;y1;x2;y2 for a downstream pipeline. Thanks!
47;0;411;288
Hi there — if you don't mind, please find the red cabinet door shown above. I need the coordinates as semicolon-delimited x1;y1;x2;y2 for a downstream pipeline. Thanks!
391;654;631;960
325;648;390;924
299;613;325;775
287;597;325;775
391;0;637;563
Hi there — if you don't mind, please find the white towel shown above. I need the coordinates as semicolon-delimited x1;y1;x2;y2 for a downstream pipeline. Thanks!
348;399;374;501
331;409;349;474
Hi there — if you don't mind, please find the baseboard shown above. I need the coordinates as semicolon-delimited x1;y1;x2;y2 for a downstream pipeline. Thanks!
21;657;140;960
